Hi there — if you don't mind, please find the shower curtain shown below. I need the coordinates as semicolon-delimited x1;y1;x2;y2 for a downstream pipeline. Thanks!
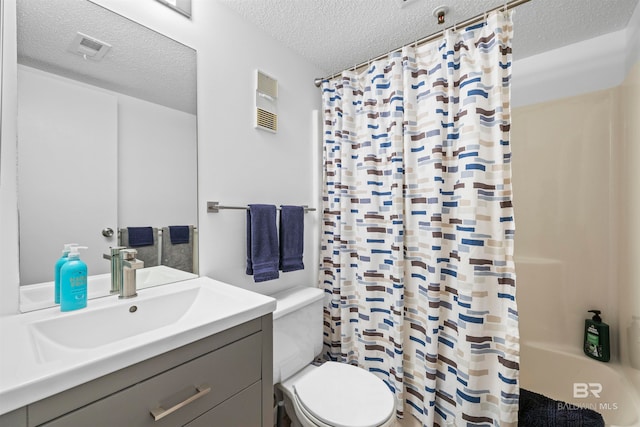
320;11;519;426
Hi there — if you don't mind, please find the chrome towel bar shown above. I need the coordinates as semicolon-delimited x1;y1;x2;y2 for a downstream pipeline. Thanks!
207;201;316;214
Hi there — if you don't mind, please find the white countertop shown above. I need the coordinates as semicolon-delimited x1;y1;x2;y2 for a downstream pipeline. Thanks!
0;277;276;415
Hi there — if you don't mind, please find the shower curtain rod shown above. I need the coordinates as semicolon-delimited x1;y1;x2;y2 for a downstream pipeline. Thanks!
313;0;532;87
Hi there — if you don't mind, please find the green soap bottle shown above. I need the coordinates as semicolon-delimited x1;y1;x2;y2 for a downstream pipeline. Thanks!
584;310;610;362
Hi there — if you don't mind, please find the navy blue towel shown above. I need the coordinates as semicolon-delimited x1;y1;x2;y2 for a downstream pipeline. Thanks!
127;227;154;247
279;205;304;272
246;205;279;282
169;225;190;245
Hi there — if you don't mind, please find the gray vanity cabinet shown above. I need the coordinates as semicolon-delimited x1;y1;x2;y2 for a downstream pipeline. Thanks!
1;315;273;427
0;408;27;427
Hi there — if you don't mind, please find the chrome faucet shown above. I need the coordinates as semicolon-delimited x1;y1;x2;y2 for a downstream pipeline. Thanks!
103;246;126;295
103;247;144;298
119;249;144;299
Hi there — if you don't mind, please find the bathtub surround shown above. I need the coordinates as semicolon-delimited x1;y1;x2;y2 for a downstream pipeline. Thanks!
320;11;518;426
512;85;631;360
511;4;640;421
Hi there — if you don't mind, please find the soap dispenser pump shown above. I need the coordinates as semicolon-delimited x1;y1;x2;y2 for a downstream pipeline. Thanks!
54;243;78;304
60;246;88;312
584;310;610;362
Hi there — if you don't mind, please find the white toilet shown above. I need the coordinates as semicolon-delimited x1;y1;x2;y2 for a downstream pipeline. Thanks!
272;286;395;427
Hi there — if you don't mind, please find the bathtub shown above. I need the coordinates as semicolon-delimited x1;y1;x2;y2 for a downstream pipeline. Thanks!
520;341;640;426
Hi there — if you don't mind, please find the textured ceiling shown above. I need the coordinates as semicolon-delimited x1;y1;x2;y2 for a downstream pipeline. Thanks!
17;0;196;114
16;0;640;108
218;0;640;76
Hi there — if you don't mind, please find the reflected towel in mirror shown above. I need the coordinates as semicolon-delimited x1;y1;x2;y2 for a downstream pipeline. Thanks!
168;225;190;244
127;226;155;247
120;227;159;267
162;226;194;273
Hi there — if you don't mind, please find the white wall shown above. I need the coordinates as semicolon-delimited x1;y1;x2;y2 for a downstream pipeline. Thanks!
17;66;118;284
511;0;640;108
118;93;197;227
512;29;628;108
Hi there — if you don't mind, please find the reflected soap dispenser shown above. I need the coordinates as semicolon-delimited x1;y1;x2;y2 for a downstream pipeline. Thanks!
54;243;77;304
60;246;88;312
584;310;610;362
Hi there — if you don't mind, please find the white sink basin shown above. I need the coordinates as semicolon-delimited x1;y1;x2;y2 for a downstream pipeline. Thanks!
29;284;204;363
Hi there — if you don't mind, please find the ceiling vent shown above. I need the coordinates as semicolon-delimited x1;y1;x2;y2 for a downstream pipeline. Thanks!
69;32;111;61
395;0;422;8
255;70;278;133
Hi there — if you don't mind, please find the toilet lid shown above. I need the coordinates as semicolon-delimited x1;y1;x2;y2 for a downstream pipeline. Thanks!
293;362;395;427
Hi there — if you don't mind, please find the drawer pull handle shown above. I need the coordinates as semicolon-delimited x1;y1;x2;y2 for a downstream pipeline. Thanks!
150;384;211;421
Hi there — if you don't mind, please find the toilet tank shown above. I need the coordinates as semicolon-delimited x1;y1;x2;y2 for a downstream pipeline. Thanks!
272;286;324;384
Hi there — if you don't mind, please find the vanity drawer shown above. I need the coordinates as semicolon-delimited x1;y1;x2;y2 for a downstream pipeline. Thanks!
185;381;262;427
42;333;262;427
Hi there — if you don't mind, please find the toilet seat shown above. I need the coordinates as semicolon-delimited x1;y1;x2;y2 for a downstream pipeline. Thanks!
291;362;395;427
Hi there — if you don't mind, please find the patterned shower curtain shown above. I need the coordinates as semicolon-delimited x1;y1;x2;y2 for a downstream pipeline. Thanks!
320;11;519;426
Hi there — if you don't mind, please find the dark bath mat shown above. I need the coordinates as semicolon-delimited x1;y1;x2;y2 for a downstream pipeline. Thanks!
519;388;605;427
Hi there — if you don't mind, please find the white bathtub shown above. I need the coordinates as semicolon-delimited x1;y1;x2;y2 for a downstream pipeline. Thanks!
520;341;640;426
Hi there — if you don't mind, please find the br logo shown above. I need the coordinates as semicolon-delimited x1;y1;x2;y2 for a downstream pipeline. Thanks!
573;383;602;398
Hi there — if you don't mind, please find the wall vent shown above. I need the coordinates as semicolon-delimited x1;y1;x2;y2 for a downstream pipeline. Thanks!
255;70;278;133
256;108;278;132
69;32;111;61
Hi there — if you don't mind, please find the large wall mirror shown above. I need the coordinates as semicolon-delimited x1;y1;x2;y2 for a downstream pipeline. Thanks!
17;0;198;312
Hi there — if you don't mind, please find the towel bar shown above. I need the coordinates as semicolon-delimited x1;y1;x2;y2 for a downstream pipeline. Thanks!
207;201;316;214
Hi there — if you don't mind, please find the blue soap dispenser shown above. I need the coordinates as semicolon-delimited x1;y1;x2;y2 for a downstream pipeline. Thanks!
54;243;77;304
60;246;88;312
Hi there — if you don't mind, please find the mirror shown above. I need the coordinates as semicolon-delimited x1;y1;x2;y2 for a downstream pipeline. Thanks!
17;0;198;312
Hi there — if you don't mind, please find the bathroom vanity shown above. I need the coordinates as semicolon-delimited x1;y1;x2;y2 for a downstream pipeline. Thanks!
0;278;276;427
